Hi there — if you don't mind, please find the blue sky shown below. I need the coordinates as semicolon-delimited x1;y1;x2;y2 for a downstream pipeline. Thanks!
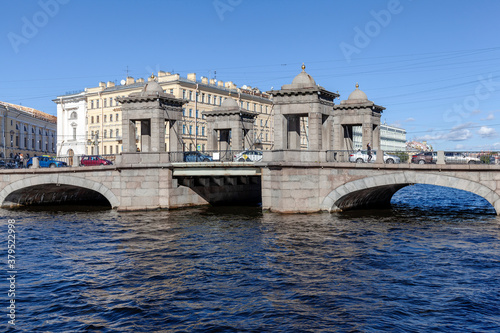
2;0;500;150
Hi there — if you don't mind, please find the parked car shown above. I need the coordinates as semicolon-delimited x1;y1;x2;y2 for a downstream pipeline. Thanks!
233;150;263;162
183;151;213;162
411;152;436;164
26;155;68;168
444;152;480;164
349;150;400;164
80;155;113;166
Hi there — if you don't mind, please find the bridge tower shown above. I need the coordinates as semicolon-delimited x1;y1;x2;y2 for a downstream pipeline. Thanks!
117;74;186;153
268;64;339;153
202;96;257;152
333;84;384;151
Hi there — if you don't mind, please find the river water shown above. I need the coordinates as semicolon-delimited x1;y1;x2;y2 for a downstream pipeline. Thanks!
2;184;500;332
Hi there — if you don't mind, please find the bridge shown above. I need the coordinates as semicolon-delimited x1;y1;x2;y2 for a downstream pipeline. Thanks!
0;151;499;214
7;66;498;214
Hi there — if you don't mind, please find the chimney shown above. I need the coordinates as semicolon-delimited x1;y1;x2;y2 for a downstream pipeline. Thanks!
106;81;115;88
98;82;106;88
217;81;224;87
126;77;135;85
187;73;196;81
136;78;145;83
209;78;216;85
201;77;208;84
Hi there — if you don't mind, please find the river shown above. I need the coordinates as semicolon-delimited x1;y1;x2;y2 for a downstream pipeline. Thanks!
2;184;499;332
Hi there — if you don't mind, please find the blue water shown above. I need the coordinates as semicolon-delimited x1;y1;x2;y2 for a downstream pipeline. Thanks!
1;184;500;332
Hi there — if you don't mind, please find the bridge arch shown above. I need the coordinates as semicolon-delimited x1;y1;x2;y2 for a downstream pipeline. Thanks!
0;174;119;209
321;172;500;214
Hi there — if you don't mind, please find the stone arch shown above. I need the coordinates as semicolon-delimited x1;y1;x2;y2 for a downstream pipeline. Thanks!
321;172;500;214
0;174;119;208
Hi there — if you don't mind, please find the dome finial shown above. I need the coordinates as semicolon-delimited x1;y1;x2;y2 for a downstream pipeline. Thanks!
301;63;306;71
151;73;157;81
355;82;359;88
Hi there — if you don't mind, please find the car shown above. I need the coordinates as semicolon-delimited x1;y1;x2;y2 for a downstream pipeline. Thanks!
233;150;263;162
349;150;400;164
26;155;68;168
80;155;113;166
444;152;480;164
183;151;213;162
411;152;436;164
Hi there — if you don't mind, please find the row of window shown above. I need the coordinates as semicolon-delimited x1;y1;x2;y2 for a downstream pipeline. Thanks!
89;113;119;124
89;129;120;139
90;97;120;109
7;135;55;151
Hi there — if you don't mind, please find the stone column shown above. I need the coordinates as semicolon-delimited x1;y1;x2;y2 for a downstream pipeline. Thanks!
373;124;380;150
322;115;333;151
362;123;373;149
122;119;137;153
169;120;183;152
150;118;166;152
273;113;286;150
206;121;217;151
308;112;322;150
244;127;253;149
232;126;243;151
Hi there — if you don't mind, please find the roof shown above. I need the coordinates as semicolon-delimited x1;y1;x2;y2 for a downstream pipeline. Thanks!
0;101;57;123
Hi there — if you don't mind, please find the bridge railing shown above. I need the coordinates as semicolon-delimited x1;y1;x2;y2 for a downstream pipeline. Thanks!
169;149;264;163
326;150;409;164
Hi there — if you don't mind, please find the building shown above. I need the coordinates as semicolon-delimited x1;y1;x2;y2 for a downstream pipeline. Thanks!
55;71;274;156
54;91;86;157
352;123;407;151
0;102;57;159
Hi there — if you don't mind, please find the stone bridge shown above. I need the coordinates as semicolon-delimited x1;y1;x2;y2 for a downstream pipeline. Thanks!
0;154;500;214
260;160;500;214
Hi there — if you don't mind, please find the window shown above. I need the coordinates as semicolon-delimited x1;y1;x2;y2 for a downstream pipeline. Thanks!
104;115;107;122
110;97;113;106
254;103;256;111
116;98;119;106
182;89;186;99
196;126;199;135
96;100;99;108
202;127;205;136
70;111;77;119
246;102;249;109
182;108;185;116
73;127;77;140
170;89;174;95
189;91;193;101
202;93;205;103
208;94;211;104
91;116;94;124
110;146;113;154
110;114;113;122
91;131;94;138
182;125;186;134
189;109;192;117
104;130;107;138
104;98;107;107
91;100;94;109
116;129;119;138
116;114;119;121
104;146;107;154
189;125;192;135
196;110;198;119
96;116;100;123
109;130;113;138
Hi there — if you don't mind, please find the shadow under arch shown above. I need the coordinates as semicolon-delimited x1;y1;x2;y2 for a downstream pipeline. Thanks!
0;174;119;209
321;172;500;214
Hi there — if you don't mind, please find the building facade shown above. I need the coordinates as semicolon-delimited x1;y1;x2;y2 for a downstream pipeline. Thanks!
56;71;274;156
0;102;57;159
54;91;87;156
352;123;407;151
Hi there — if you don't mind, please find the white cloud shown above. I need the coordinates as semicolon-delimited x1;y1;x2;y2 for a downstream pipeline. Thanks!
405;117;415;122
477;126;497;138
416;128;472;142
481;113;495;121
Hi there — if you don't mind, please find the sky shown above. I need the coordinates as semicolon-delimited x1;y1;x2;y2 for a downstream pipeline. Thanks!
2;0;500;150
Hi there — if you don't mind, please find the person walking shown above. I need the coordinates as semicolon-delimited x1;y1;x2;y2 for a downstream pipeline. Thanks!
367;143;372;162
19;153;24;168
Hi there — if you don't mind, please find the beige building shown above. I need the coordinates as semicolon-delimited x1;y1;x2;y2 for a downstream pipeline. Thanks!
83;72;273;155
0;102;57;159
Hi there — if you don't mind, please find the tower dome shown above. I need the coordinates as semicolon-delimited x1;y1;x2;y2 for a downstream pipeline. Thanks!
347;83;368;101
221;97;239;108
290;63;317;88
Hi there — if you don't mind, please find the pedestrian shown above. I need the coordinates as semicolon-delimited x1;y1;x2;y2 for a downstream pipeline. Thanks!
367;143;372;162
19;153;24;168
14;153;20;167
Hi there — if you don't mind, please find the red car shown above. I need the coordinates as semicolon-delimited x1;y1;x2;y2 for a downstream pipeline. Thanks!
80;155;113;166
